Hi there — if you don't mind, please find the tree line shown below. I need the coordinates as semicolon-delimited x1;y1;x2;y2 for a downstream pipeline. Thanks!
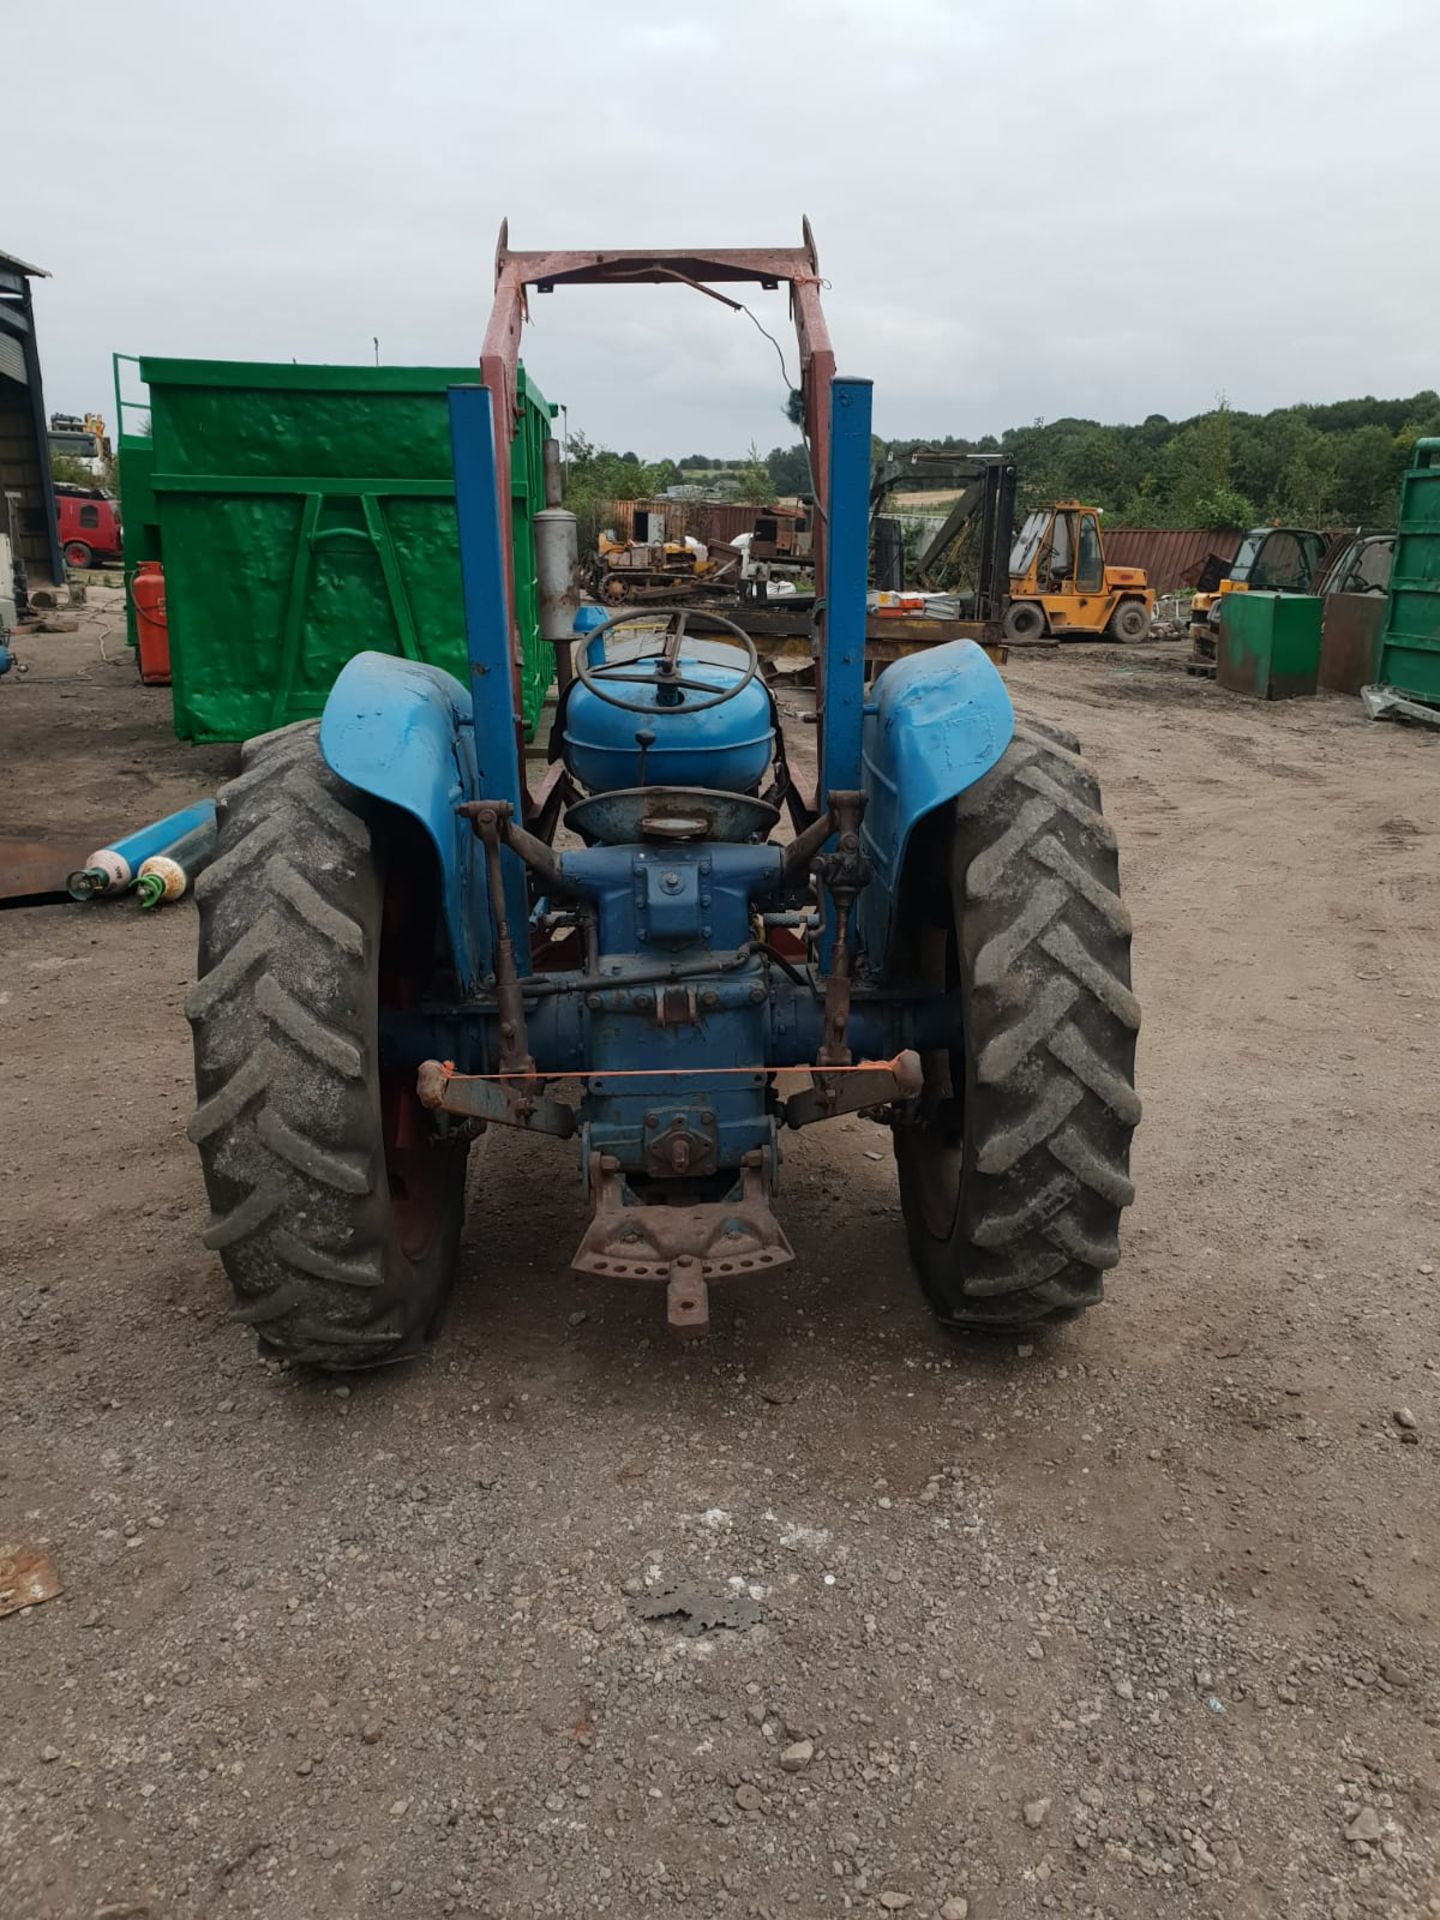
560;432;774;546
562;392;1440;535
788;391;1440;529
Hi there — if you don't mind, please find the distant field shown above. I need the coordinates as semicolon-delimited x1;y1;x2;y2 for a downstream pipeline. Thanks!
887;490;960;511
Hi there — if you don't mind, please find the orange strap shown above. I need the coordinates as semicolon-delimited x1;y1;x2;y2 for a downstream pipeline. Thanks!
436;1055;907;1082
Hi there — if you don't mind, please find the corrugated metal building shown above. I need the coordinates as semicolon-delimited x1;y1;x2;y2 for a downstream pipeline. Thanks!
1100;527;1243;590
0;249;63;590
605;506;1249;590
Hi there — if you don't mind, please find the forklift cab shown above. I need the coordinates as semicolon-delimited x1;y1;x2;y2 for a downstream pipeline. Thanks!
1012;505;1107;597
1195;525;1328;641
1228;526;1325;593
1044;511;1072;586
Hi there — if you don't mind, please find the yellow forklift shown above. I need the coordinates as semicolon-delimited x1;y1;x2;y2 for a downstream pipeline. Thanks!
1003;502;1154;642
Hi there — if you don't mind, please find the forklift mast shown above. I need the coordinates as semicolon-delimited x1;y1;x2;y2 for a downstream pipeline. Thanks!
869;450;1017;620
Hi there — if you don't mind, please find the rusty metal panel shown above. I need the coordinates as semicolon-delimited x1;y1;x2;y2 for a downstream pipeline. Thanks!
1318;592;1386;696
0;1544;62;1617
496;239;822;290
1100;527;1243;590
698;503;765;546
0;833;94;905
603;499;675;540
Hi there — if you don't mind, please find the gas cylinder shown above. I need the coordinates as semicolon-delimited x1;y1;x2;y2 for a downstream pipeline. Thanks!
67;799;216;899
133;815;218;909
131;562;171;685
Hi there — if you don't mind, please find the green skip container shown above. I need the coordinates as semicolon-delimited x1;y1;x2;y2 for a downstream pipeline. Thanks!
134;357;557;743
1217;591;1322;700
1377;438;1440;707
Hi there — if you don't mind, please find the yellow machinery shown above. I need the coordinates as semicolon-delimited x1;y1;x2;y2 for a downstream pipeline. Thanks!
1187;525;1326;658
593;526;732;605
1003;502;1153;641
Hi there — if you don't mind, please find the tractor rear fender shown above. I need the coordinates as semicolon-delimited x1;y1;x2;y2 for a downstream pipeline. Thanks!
857;640;1014;973
318;651;486;990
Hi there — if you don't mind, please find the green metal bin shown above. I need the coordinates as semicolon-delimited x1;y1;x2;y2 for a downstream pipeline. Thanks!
132;357;557;743
1217;591;1322;700
1377;438;1440;707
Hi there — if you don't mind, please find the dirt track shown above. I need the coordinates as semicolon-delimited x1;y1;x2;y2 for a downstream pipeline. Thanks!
3;595;1440;1920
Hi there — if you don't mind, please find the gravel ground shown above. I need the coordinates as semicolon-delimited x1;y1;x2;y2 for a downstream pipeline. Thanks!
3;594;1440;1920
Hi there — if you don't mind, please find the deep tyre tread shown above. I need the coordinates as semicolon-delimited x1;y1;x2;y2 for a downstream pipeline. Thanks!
1013;714;1082;756
186;722;465;1369
896;719;1139;1329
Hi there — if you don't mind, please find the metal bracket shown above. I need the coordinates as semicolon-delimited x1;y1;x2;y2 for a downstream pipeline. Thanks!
416;1060;576;1138
656;984;700;1027
782;1050;922;1130
666;1257;709;1336
643;1109;718;1178
461;802;536;1077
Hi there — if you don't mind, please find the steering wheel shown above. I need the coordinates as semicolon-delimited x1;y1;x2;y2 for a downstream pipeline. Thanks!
574;606;760;716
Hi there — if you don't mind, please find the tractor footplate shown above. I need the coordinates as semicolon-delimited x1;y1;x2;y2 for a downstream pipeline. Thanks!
573;1151;794;1329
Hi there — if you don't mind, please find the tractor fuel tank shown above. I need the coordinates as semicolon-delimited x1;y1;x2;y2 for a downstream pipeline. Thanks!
561;657;774;795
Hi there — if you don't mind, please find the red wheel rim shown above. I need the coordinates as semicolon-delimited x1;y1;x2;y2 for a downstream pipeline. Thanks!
380;1086;452;1266
378;851;454;1269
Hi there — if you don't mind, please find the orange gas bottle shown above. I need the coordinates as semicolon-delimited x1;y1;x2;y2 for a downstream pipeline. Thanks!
131;562;171;685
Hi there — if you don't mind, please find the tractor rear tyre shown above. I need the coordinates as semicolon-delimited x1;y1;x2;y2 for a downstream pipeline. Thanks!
186;722;468;1369
1002;601;1047;642
1108;599;1151;642
894;716;1140;1330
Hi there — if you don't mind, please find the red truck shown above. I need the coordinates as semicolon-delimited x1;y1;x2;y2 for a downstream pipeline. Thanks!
54;484;122;568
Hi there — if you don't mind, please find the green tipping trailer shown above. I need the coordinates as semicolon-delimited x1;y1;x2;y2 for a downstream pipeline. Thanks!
122;356;558;742
1377;439;1440;707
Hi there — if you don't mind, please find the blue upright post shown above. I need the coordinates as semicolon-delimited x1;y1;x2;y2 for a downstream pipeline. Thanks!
448;383;530;968
819;375;873;803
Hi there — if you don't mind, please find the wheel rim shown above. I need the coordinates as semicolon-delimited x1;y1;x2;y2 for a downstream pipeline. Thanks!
1124;605;1147;636
900;918;965;1241
901;1126;964;1240
378;855;462;1273
381;1093;454;1266
1007;603;1043;639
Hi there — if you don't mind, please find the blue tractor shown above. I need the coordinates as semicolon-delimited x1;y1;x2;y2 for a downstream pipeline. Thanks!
186;225;1140;1366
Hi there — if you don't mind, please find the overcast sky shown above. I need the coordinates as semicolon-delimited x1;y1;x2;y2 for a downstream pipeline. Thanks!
6;0;1438;459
